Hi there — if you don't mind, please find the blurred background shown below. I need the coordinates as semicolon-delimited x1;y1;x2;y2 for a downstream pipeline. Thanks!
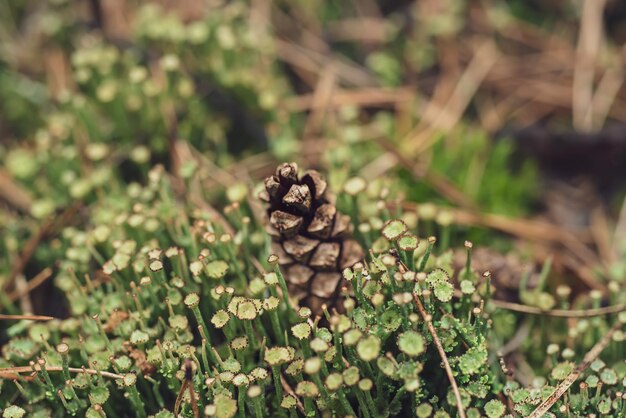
2;0;626;315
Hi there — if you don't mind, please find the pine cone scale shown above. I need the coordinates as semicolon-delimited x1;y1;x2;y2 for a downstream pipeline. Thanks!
307;204;336;238
309;242;341;271
282;184;312;212
269;210;303;238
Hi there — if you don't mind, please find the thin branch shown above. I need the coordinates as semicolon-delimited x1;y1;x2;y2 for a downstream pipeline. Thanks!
450;289;626;318
413;293;466;418
283;87;412;112
572;0;607;131
374;137;477;210
280;374;305;414
489;300;626;318
398;195;589;245
406;40;499;155
528;321;622;417
0;169;33;213
3;203;80;294
0;314;55;321
0;365;124;380
7;267;53;302
399;201;605;291
498;320;532;356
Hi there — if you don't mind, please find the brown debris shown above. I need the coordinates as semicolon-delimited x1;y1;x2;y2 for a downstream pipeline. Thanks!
103;310;130;333
129;348;156;376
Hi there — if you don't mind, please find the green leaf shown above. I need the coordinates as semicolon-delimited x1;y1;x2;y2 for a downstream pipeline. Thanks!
206;260;229;279
551;362;574;380
484;399;506;418
295;381;319;398
382;219;408;241
397;331;426;357
357;335;381;362
130;330;149;345
2;406;26;418
264;347;293;366
89;386;110;404
426;269;448;286
398;234;419;251
458;346;487;375
214;393;238;418
433;281;454;302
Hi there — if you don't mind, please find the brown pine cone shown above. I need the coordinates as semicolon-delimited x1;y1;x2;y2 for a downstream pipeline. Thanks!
260;162;364;313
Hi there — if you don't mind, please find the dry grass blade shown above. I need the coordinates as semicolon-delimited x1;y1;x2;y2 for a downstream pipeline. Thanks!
0;169;33;212
528;320;622;417
374;137;477;210
489;300;626;318
325;18;388;43
302;62;337;138
0;365;124;380
572;0;607;131
275;39;378;88
7;267;53;303
399;201;605;290
3;202;80;293
399;202;590;245
0;314;55;321
591;67;623;129
590;205;617;266
280;374;305;414
283;87;413;112
407;41;499;155
413;293;466;418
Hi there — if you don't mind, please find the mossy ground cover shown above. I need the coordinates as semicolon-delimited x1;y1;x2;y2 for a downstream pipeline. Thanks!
1;1;626;417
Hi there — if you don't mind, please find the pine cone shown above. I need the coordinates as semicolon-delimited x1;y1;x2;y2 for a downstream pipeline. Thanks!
260;162;364;313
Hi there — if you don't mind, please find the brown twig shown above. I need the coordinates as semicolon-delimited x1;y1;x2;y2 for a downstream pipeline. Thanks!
398;201;604;291
280;374;305;414
3;203;80;294
413;293;466;418
302;63;336;137
373;137;477;210
283;87;412;112
489;300;626;318
301;63;337;167
407;40;499;155
572;0;607;131
0;314;55;321
174;359;200;418
528;320;622;417
325;18;388;44
590;205;617;266
0;365;124;380
7;267;54;303
498;320;532;356
0;169;33;213
274;39;378;88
